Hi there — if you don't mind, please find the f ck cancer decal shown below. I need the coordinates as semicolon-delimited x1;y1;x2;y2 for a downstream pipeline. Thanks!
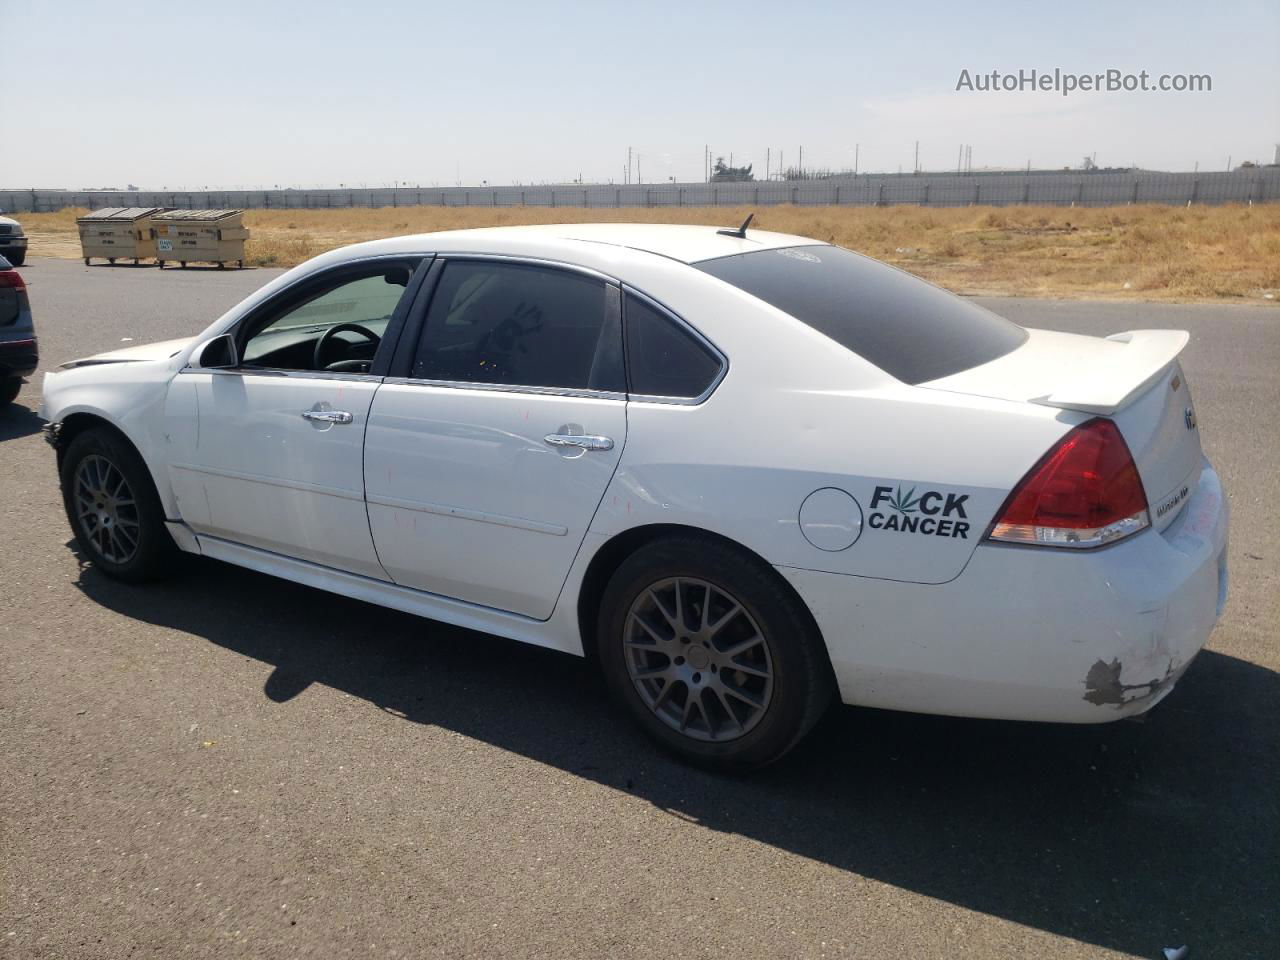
869;484;971;539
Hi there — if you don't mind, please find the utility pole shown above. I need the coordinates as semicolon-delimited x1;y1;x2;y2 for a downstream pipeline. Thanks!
1227;155;1232;171
705;145;709;183
854;143;859;175
779;150;784;180
627;147;632;185
766;147;770;180
798;145;803;178
914;140;919;175
957;144;963;174
637;153;642;184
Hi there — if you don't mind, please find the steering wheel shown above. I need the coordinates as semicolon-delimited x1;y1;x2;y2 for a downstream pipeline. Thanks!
313;322;381;371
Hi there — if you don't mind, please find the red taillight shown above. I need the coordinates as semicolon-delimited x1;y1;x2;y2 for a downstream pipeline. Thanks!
0;269;25;292
988;418;1150;549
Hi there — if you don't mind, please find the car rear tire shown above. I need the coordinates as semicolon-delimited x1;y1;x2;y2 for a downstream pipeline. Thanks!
0;379;20;407
597;536;834;771
59;427;179;582
7;250;25;267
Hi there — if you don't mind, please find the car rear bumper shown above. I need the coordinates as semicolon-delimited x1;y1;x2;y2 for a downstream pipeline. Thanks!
779;457;1229;724
0;336;39;378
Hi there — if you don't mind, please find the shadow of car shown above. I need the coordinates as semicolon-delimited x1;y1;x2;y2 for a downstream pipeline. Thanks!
72;551;1278;958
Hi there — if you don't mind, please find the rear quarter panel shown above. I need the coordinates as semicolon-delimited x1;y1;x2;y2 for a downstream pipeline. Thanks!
589;263;1081;584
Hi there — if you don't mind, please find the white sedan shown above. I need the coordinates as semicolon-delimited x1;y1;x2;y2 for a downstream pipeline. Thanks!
40;222;1229;768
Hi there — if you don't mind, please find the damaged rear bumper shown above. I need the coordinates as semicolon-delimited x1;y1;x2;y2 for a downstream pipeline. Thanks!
779;458;1229;724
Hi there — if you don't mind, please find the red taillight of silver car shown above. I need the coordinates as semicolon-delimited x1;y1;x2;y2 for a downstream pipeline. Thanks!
987;418;1150;549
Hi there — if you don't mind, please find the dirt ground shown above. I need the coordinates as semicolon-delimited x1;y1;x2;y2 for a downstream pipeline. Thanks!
15;202;1280;302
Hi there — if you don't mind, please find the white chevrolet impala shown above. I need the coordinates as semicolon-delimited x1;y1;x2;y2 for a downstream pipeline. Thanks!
41;222;1229;768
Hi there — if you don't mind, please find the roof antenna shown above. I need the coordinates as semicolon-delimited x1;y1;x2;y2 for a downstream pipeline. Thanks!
716;213;754;238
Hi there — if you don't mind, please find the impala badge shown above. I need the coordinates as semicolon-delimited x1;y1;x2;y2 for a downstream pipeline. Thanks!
1170;374;1181;392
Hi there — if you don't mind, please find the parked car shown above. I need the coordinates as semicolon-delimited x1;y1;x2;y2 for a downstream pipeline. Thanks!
0;253;36;407
0;212;28;266
38;223;1229;769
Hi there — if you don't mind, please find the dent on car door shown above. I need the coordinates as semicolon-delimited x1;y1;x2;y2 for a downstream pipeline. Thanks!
164;259;425;578
363;258;628;619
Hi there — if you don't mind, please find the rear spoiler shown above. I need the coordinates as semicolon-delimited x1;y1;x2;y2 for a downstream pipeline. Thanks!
1029;329;1190;416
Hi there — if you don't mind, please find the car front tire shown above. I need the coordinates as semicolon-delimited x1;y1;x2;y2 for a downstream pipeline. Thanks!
7;249;25;267
0;379;20;407
59;427;179;582
597;536;834;771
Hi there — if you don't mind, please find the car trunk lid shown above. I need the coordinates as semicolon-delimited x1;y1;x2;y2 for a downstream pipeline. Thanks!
922;328;1204;531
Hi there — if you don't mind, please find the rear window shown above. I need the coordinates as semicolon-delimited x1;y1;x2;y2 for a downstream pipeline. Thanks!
696;245;1026;384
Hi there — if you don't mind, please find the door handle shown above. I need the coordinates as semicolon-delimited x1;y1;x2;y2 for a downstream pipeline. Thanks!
302;409;354;424
544;433;614;452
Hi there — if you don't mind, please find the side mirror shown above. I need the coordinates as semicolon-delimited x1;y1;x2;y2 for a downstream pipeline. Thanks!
191;333;238;370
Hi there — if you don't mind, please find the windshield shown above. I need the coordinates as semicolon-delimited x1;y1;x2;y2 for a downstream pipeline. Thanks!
696;245;1027;384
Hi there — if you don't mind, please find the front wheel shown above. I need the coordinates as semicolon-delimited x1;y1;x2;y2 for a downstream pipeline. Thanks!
0;379;20;407
59;427;179;582
7;249;25;267
597;537;834;771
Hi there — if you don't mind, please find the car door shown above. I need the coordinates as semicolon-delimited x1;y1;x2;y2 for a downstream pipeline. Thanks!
363;257;628;619
167;257;425;579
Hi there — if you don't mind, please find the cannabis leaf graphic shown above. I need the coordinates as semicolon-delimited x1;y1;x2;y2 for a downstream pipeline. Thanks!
889;485;921;514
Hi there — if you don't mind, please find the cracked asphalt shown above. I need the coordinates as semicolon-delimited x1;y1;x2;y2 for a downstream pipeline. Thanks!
2;259;1277;959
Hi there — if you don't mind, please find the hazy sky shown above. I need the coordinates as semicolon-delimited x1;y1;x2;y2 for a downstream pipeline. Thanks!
3;0;1277;189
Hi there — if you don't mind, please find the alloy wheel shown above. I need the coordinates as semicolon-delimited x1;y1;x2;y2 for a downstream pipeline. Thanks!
73;454;140;564
623;577;774;742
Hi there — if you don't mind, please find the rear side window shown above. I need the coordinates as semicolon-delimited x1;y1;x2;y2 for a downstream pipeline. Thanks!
413;260;623;392
625;293;722;399
696;245;1026;384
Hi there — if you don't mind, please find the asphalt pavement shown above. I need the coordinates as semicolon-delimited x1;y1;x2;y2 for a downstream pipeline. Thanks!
2;258;1277;959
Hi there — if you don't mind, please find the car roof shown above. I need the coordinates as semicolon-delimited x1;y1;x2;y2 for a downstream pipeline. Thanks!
350;222;824;266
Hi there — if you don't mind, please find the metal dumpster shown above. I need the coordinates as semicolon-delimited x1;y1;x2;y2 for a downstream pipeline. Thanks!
77;207;165;265
152;210;248;269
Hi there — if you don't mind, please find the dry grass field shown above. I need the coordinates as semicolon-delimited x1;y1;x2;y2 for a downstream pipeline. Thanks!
17;203;1280;302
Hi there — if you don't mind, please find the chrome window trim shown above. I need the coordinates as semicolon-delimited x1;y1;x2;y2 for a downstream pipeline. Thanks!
179;366;385;383
381;376;625;402
621;285;729;407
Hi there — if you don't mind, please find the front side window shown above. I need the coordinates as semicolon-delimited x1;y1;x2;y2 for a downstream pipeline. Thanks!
696;245;1027;384
242;264;415;372
412;260;623;392
625;293;722;399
